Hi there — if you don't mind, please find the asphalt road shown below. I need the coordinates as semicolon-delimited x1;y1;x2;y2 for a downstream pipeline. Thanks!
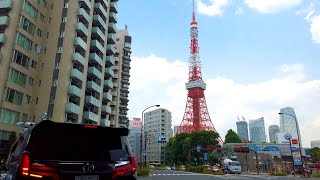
138;170;319;180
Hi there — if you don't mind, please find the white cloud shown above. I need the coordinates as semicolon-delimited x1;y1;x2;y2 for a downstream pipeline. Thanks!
235;7;244;15
128;55;320;147
197;0;231;16
309;15;320;43
244;0;302;14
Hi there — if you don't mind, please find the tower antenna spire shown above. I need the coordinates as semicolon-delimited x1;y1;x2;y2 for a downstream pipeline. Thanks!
192;0;196;22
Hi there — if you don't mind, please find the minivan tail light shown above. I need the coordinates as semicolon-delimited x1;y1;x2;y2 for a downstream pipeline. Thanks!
21;152;31;176
84;125;97;128
130;155;137;172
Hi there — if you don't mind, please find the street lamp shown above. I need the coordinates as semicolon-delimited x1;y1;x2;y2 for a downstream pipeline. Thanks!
140;104;160;167
278;112;304;174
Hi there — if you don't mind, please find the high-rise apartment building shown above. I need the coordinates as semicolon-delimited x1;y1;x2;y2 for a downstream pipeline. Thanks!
236;120;249;142
173;125;179;135
279;107;301;145
269;125;280;143
0;0;131;140
128;119;141;164
249;117;266;143
144;108;172;165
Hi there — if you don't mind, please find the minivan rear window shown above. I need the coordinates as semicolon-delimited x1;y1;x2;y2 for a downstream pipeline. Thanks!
27;122;129;161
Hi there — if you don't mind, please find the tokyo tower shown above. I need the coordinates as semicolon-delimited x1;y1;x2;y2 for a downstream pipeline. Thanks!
176;0;223;143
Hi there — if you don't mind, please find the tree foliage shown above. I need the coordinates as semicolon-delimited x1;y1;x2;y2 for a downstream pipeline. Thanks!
165;130;219;165
311;147;320;161
224;129;241;144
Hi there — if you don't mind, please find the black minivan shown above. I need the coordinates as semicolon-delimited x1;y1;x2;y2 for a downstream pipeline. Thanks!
5;120;137;180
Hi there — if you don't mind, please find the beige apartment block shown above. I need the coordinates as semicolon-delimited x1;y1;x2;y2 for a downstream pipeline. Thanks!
0;0;131;142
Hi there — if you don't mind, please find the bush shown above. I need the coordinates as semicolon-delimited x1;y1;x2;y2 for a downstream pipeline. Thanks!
137;166;150;176
312;173;320;178
150;166;165;170
270;171;288;176
186;166;206;173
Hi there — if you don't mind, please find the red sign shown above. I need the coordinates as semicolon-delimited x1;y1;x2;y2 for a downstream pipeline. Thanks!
291;139;298;145
132;121;142;127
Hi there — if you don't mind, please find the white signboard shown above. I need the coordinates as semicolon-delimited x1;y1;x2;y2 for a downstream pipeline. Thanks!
276;132;298;144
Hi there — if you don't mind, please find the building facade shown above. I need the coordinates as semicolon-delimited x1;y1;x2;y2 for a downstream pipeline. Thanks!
144;108;172;165
279;107;301;145
249;117;266;143
0;0;131;144
311;140;320;148
269;125;280;143
128;119;141;164
236;120;249;142
173;125;179;135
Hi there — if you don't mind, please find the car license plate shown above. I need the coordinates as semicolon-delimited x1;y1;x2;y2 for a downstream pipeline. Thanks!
75;175;99;180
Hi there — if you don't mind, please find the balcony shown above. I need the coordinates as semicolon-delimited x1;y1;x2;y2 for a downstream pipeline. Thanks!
105;68;114;78
94;3;108;19
0;0;13;13
122;59;131;68
74;37;87;52
108;22;116;33
102;119;110;127
103;92;112;102
110;101;117;106
104;79;113;89
110;2;118;13
88;67;103;79
113;83;118;87
79;0;91;10
85;96;101;108
106;45;116;55
111;91;117;97
86;81;101;93
107;33;116;44
76;22;89;37
109;12;117;23
92;27;105;41
101;105;112;114
111;110;116;115
65;103;81;114
0;33;5;45
89;53;104;67
70;68;84;81
112;74;118;79
83;111;98;123
93;14;107;31
105;56;115;67
72;53;85;66
0;16;9;28
91;40;104;54
77;8;90;23
68;85;82;97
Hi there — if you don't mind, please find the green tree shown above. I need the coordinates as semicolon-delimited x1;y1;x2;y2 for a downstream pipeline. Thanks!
224;129;241;143
311;147;320;161
208;153;219;165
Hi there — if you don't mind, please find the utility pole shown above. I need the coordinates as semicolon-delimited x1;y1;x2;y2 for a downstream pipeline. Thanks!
254;151;260;175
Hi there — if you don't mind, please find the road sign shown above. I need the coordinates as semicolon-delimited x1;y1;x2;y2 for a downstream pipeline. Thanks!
143;150;147;156
196;145;201;150
284;133;292;140
203;153;208;161
194;158;197;161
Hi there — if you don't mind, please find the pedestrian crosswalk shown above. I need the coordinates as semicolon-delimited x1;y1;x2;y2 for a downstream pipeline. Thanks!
151;173;280;179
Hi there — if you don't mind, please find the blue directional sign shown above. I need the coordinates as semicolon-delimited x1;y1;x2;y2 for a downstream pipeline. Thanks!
143;150;147;156
196;145;201;150
194;158;197;161
203;153;208;161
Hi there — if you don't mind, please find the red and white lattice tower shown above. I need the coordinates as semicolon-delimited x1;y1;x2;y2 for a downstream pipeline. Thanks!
176;0;223;143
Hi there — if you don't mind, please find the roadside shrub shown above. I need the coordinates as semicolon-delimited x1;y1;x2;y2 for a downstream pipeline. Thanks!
187;166;206;173
137;166;150;176
203;168;213;174
312;173;320;178
270;171;288;176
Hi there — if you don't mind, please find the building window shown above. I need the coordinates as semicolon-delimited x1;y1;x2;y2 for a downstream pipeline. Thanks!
57;47;63;53
31;60;37;69
11;50;30;68
61;17;67;23
55;62;60;69
24;95;31;104
28;77;34;86
19;16;35;35
4;88;24;105
63;3;69;8
59;32;65;38
0;108;20;124
15;32;33;51
23;0;39;20
52;79;58;86
8;68;27;87
36;28;43;37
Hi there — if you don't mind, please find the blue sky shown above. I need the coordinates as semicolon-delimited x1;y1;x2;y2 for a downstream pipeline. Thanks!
117;0;320;147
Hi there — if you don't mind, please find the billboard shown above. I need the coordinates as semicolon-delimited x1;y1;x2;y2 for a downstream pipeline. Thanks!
130;118;142;127
276;132;298;144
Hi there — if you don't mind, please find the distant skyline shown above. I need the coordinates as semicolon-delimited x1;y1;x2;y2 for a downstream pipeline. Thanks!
118;0;320;147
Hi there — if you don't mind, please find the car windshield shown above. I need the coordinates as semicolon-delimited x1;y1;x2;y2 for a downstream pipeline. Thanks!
27;122;129;162
231;162;241;166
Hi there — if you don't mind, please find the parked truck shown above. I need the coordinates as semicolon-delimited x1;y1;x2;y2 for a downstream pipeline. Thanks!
222;159;241;174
